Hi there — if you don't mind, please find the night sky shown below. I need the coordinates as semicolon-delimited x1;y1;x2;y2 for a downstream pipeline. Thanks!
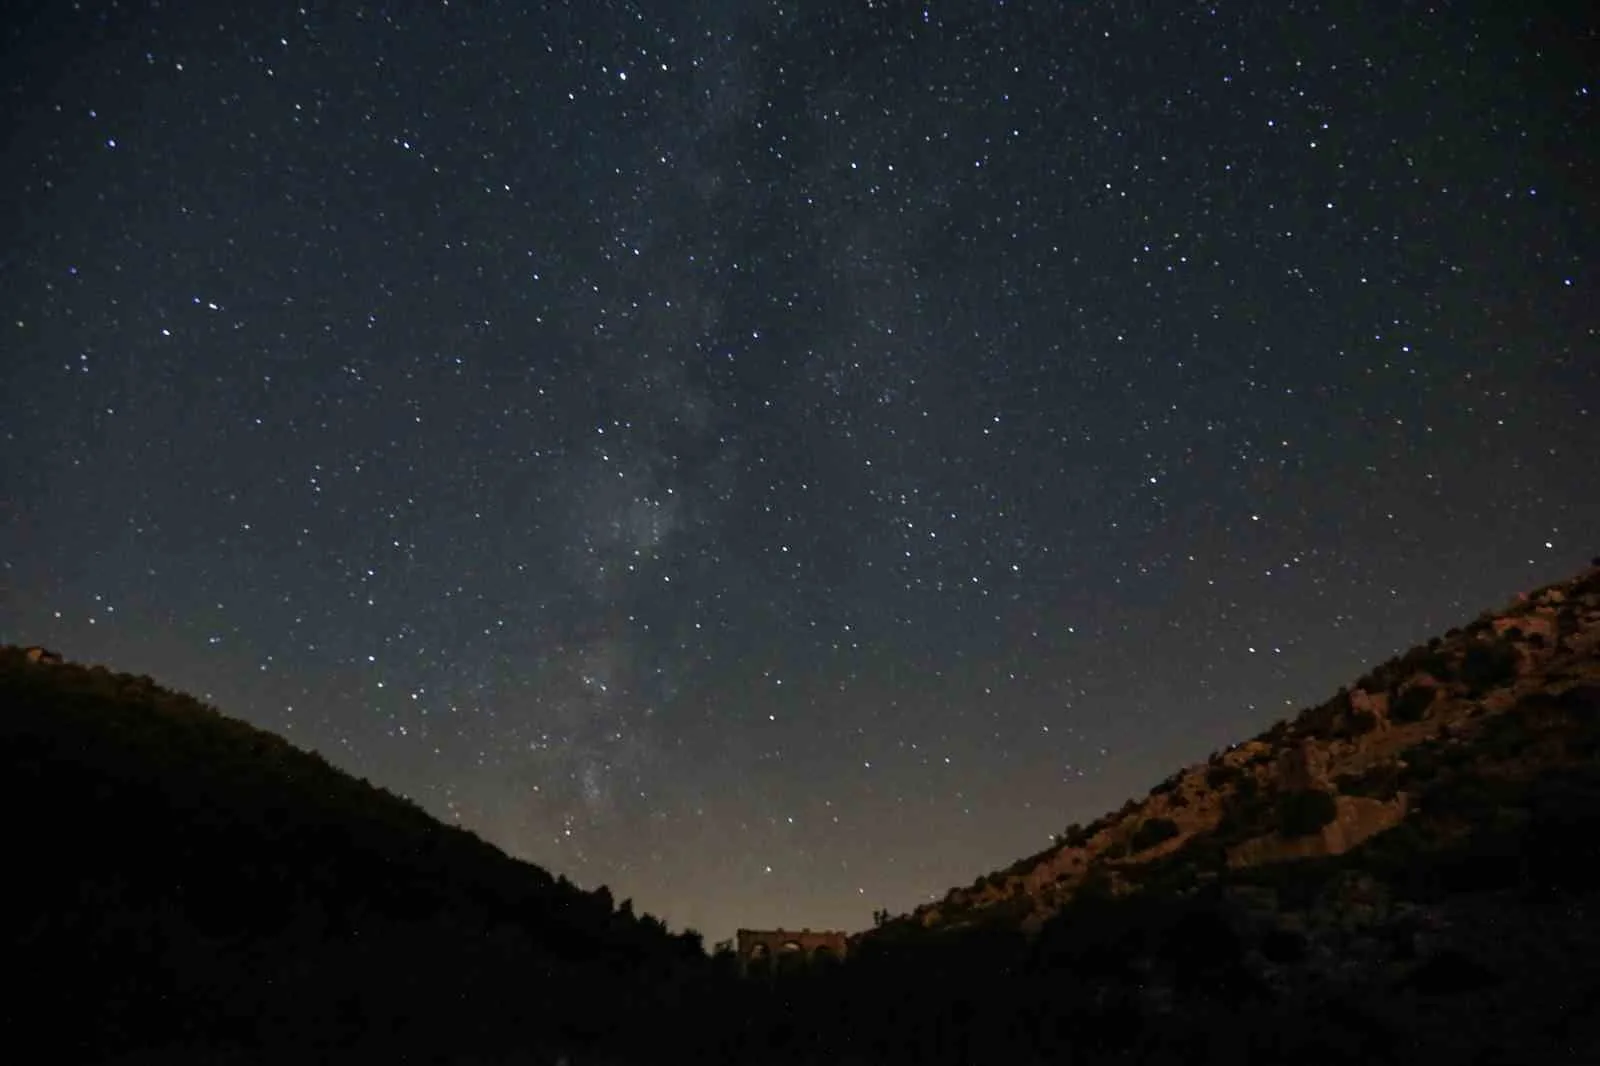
3;2;1596;943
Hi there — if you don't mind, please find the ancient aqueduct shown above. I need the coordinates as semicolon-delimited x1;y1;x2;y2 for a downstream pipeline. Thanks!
734;928;849;972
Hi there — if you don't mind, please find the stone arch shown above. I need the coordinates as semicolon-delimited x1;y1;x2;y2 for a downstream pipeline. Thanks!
735;928;850;975
776;940;807;973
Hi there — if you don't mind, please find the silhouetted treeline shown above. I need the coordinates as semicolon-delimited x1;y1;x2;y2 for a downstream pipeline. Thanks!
6;645;1600;1064
0;647;709;1063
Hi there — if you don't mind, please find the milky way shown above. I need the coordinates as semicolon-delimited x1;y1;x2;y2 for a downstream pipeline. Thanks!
2;2;1595;941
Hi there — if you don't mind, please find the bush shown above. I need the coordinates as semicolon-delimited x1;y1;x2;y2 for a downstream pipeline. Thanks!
1072;865;1115;903
1215;788;1274;844
1357;660;1399;693
1398;738;1473;787
1391;684;1437;723
1277;789;1337;838
1298;694;1348;739
1396;645;1453;682
1129;817;1180;853
1339;709;1379;738
1206;763;1240;789
1460;640;1519;694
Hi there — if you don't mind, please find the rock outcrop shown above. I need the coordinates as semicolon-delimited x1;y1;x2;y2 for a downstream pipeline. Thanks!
876;562;1600;935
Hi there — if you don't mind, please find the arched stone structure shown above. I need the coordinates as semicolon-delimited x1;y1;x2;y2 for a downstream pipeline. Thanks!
735;928;849;974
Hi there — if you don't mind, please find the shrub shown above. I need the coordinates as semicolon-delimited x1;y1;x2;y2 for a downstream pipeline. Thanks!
1357;660;1399;693
1215;788;1274;843
1398;739;1471;786
1206;763;1240;789
1398;644;1453;681
1072;865;1115;903
1277;789;1337;838
1171;833;1227;873
1460;640;1519;694
1149;772;1182;796
1298;693;1349;739
1129;817;1180;853
1339;709;1379;738
1391;684;1437;723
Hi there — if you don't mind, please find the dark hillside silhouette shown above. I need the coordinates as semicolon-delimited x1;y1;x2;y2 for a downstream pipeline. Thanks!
5;561;1600;1063
0;648;708;1063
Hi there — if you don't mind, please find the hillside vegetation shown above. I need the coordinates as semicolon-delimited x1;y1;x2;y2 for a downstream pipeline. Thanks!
882;564;1600;936
0;648;709;1063
802;563;1600;1063
6;561;1600;1064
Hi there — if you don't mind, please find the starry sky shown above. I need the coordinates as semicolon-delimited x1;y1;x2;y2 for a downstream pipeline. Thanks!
3;1;1596;943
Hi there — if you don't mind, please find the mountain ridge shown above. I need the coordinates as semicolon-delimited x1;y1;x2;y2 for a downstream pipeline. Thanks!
864;561;1600;943
0;644;708;1062
5;560;1599;1063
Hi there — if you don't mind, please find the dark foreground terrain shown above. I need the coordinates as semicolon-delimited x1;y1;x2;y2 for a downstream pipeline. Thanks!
6;565;1600;1064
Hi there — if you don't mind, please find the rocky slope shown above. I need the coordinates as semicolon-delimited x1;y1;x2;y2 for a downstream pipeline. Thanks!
804;563;1600;1063
885;561;1600;937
